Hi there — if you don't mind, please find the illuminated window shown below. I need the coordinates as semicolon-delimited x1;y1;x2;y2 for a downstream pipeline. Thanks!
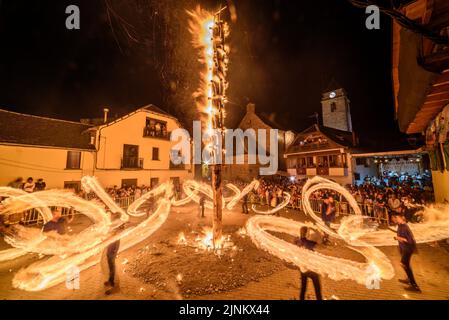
66;151;81;169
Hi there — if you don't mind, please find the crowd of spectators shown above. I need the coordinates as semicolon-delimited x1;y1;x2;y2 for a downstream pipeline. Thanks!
5;177;185;203
7;177;46;193
237;172;433;224
5;173;433;225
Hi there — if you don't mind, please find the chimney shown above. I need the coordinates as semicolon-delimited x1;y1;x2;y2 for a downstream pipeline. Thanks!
246;103;255;114
103;108;110;123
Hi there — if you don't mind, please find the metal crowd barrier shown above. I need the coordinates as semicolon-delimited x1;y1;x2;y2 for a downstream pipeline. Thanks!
21;207;75;226
5;195;136;226
249;194;390;226
114;195;136;210
5;192;390;227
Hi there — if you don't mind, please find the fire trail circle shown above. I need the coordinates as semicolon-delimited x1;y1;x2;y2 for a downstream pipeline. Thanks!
1;175;449;291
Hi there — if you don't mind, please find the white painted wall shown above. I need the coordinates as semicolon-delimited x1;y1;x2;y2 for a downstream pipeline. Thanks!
94;109;194;187
0;144;95;189
0;109;194;190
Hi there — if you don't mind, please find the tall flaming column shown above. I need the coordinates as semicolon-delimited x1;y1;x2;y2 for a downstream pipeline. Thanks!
188;7;230;248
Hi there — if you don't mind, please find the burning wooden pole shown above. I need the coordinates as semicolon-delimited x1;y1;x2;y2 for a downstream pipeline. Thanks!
210;9;228;249
188;6;230;249
211;163;223;247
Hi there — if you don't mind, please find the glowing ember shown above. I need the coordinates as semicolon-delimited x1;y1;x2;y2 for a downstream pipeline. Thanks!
199;227;215;250
177;232;187;245
174;227;235;254
236;227;247;237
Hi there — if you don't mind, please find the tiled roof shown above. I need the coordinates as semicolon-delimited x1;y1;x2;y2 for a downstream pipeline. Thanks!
141;104;172;117
285;124;354;154
0;109;95;150
257;113;288;131
318;125;354;147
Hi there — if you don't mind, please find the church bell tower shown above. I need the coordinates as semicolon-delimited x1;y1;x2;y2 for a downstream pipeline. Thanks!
321;82;353;132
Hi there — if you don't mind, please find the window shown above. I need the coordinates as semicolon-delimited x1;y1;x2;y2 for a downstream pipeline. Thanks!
307;156;315;168
66;151;81;169
317;156;329;167
152;147;160;160
329;154;343;167
330;102;337;112
122;144;140;168
150;178;159;188
144;117;168;138
287;157;297;169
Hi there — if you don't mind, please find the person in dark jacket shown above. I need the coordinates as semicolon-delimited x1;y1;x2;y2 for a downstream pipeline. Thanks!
321;195;336;228
295;226;323;300
392;213;421;292
199;194;206;218
34;178;46;191
103;225;124;295
8;177;23;189
242;194;249;214
42;209;66;235
0;215;10;236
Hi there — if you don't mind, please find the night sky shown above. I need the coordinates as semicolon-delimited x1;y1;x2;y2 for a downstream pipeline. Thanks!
0;0;409;145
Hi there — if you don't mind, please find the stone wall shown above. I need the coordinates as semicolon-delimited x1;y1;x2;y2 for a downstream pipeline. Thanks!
321;88;352;132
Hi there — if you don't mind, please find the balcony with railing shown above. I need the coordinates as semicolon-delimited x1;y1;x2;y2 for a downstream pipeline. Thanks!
169;162;186;170
121;157;144;169
287;154;347;177
142;126;169;140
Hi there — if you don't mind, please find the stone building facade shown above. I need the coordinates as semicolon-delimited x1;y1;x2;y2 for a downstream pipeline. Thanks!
321;87;353;132
222;103;295;182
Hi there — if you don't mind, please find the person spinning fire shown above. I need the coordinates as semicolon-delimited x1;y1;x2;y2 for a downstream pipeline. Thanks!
295;226;323;300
